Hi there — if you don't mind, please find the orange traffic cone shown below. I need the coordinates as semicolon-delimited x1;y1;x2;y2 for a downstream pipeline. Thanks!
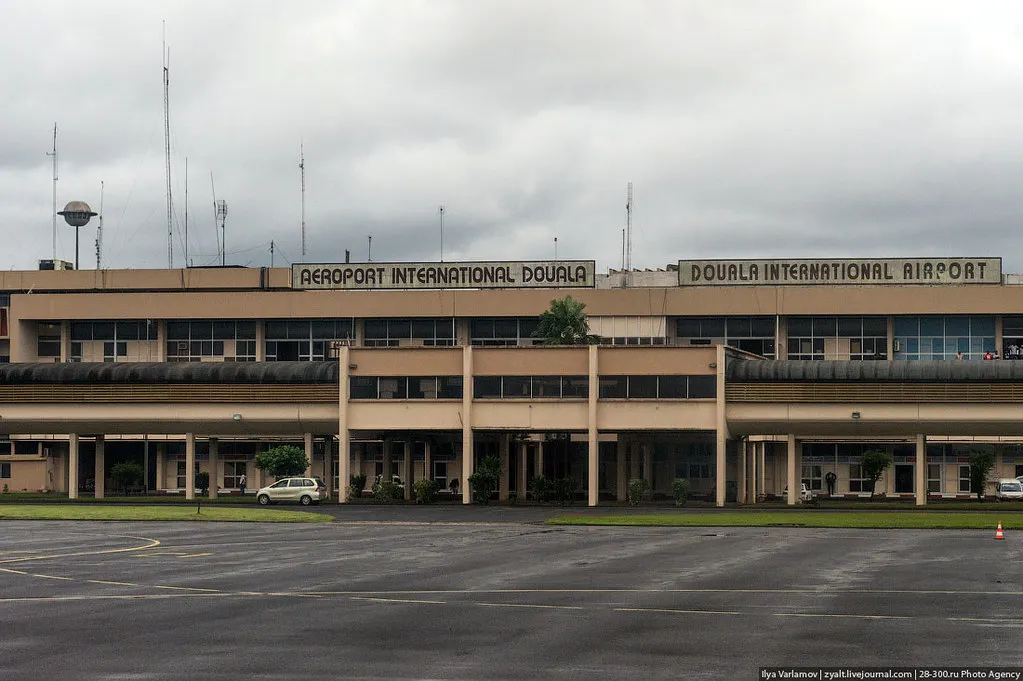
995;521;1005;540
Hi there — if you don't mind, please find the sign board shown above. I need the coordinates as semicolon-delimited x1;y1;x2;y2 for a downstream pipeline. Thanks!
679;258;1002;286
293;261;596;290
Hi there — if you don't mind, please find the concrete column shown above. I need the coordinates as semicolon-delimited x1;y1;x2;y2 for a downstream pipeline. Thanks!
786;434;798;505
748;439;757;504
60;320;70;363
536;440;545;478
995;316;1004;360
886;315;895;359
518;442;528;498
461;345;473;504
338;345;351;503
383;439;393;484
757;441;766;499
616;438;627;501
94;435;105;498
425;440;432;483
915;434;927;506
185;433;196;500
642;443;653;487
499;434;510;501
588;345;599;507
629;441;640;480
715;344;728;507
68;433;79;499
157;321;167;362
403;441;413;501
208;437;219;499
156;442;166;491
737;438;746;505
304;433;313;476
255;320;266;361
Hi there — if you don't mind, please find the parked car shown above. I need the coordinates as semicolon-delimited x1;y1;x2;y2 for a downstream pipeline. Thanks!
782;483;815;502
256;477;329;506
995;479;1023;501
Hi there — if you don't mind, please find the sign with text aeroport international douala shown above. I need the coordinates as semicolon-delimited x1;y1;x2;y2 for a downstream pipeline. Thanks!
292;261;596;290
679;257;1002;286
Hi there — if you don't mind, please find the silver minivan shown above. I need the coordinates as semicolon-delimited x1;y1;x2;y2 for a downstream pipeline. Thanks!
256;477;329;506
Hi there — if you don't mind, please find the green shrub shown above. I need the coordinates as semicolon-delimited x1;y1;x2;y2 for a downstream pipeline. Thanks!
110;461;144;496
413;478;439;504
195;471;210;496
529;476;552;503
373;480;403;503
552;478;576;506
468;455;502;505
672;478;689;507
968;450;996;500
347;473;368;501
861;449;892;499
627;478;651;506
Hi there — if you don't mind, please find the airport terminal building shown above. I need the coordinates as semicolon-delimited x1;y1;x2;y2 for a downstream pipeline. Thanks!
1;255;1023;506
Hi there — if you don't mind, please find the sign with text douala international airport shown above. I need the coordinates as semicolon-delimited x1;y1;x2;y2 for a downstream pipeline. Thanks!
679;257;1002;286
293;261;596;290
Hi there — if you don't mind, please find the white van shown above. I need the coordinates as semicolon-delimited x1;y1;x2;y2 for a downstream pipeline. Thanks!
995;479;1023;501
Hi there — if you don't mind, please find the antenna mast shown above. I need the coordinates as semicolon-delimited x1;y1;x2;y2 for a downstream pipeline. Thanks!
210;172;220;260
163;24;173;269
299;143;306;258
216;199;228;266
625;182;633;271
95;181;104;269
439;205;444;262
184;157;188;267
47;123;57;262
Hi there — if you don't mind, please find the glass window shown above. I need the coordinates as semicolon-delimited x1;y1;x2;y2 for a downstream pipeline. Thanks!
849;463;868;492
411;319;434;339
561;376;589;397
675;318;701;337
531;376;561;398
70;322;92;341
787;317;813;336
93;322;115;340
494;319;518;338
364;320;388;339
687;375;716;399
503;376;530;398
378;377;408;399
599;376;628;399
802;464;822;491
0;462;9;479
658;375;686;399
437;376;463;399
408;377;437;399
470;319;495;339
473;376;502;398
265;321;288;339
190;321;213;339
700;318;725;337
628;376;658;398
350;377;377;400
958;465;972;493
37;340;61;357
388;319;411;339
927;464;942;493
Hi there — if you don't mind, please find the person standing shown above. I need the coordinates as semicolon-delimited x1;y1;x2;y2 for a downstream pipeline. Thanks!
239;473;246;496
825;471;837;497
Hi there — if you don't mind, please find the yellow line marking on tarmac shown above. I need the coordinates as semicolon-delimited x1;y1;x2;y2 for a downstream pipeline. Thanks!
775;613;912;620
476;602;584;610
352;597;447;605
0;536;161;564
28;573;72;581
152;585;222;593
87;580;138;587
615;607;740;615
177;553;212;558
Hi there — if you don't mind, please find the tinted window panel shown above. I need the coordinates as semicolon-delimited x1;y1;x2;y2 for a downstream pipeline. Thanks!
658;375;686;399
494;319;518;338
70;322;92;341
411;319;435;338
862;317;888;336
561;376;589;397
236;321;257;338
531;376;561;397
628;376;658;398
470;319;495;339
363;320;387;339
378;377;407;399
212;321;236;340
286;321;310;339
438;376;463;399
787;317;812;336
599;376;628;399
687;375;716;398
675;318;702;337
726;317;751;337
700;318;725;337
750;317;775;336
350;377;377;399
264;321;288;339
473;376;502;398
503;376;530;397
837;317;861;337
93;322;115;340
387;319;411;339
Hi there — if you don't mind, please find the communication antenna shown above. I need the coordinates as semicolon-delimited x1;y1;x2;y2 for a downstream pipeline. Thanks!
554;236;558;261
184;157;188;267
270;240;275;268
46;123;57;262
299;143;306;258
95;181;104;269
163;23;173;269
368;235;372;262
439;205;444;262
216;199;228;266
625;182;633;271
210;172;221;261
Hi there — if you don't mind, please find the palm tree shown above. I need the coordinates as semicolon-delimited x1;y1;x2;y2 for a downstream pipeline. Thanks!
532;296;601;345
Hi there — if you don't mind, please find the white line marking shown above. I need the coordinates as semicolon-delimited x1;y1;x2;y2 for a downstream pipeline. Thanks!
28;573;72;581
352;597;447;605
775;613;912;620
476;602;584;610
615;607;740;615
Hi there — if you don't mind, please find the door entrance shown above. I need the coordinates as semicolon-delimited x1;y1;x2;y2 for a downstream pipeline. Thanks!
894;464;914;494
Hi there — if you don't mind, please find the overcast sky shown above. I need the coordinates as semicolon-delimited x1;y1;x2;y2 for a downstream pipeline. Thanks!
5;1;1023;273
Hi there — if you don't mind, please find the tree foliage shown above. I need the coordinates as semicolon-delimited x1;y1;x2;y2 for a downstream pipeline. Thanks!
532;296;601;345
861;449;892;499
110;461;144;496
968;450;996;501
254;445;309;479
468;455;502;505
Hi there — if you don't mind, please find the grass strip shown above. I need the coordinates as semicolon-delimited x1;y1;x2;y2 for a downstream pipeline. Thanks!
548;511;1019;530
0;504;332;522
